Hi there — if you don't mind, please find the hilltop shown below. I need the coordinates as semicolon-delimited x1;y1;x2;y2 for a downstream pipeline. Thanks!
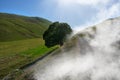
0;13;51;42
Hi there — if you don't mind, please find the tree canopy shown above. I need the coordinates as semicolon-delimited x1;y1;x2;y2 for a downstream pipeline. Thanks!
43;22;72;48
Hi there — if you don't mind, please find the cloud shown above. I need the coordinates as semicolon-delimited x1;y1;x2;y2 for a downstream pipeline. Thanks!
40;0;120;30
96;2;120;21
74;0;120;31
57;0;110;6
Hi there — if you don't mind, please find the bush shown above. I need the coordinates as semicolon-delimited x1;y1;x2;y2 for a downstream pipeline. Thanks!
43;22;72;47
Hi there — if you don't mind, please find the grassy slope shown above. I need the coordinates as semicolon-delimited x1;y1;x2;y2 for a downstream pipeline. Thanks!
0;38;57;79
0;13;51;42
0;13;57;79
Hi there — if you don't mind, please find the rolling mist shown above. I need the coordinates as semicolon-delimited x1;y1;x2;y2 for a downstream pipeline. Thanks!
28;17;120;80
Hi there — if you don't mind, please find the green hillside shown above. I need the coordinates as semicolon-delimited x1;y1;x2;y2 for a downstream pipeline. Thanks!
0;13;58;79
0;13;51;42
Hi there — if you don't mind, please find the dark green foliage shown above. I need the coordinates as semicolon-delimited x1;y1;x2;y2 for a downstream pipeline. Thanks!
0;13;51;42
43;22;72;47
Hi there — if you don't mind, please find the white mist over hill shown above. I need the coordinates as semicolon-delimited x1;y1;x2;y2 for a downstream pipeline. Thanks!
30;17;120;80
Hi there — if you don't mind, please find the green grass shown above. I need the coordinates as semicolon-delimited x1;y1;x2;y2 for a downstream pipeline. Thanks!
0;38;58;79
0;13;56;79
0;13;51;42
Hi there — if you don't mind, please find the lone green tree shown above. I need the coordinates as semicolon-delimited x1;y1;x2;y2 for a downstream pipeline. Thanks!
43;22;72;48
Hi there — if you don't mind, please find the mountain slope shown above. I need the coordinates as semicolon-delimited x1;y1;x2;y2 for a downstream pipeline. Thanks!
0;13;51;42
29;17;120;80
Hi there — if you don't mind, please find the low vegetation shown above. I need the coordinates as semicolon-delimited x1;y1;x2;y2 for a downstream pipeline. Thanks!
0;13;61;79
0;38;58;79
92;26;97;32
78;33;86;37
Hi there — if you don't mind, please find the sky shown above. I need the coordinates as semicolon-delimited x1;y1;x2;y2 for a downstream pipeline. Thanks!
0;0;120;29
